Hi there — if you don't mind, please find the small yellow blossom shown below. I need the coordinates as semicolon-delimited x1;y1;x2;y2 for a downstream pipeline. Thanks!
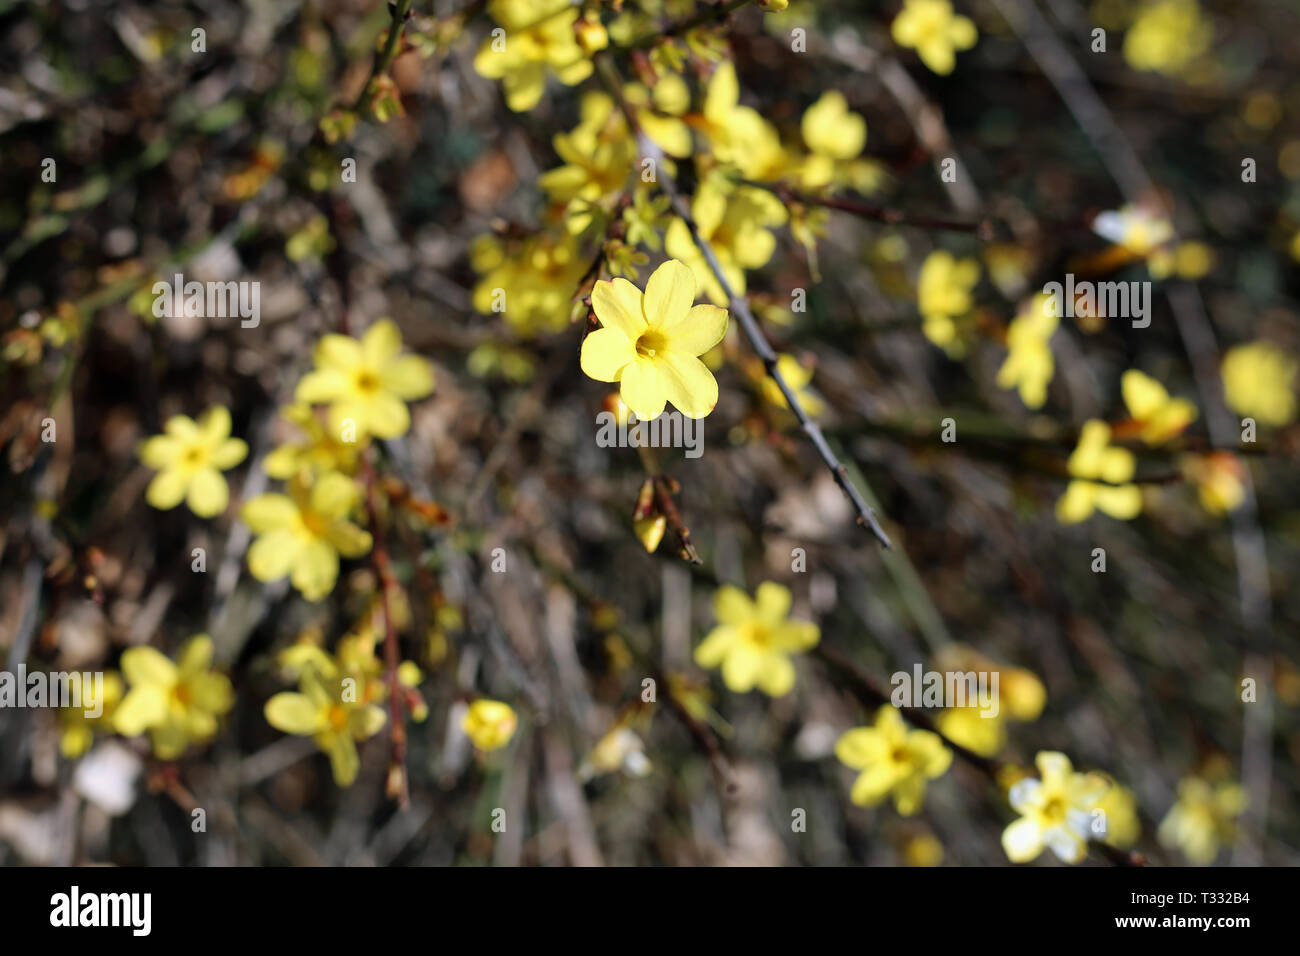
1002;751;1108;863
699;62;786;180
936;705;1006;758
462;699;518;751
241;472;373;601
797;92;883;193
902;832;945;866
665;180;788;305
835;706;953;815
1221;340;1297;426
997;293;1058;408
891;0;978;75
295;318;434;441
1091;204;1174;259
139;406;248;518
473;0;592;112
472;231;589;336
1181;451;1246;515
265;663;387;786
1056;420;1142;523
1120;369;1197;444
264;403;361;480
580;259;728;420
753;353;824;418
1123;0;1212;77
114;635;234;759
917;250;980;357
1092;775;1141;849
1158;774;1246;864
694;582;819;696
57;672;124;759
578;724;651;781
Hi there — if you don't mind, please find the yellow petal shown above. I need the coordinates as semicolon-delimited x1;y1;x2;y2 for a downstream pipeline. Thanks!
756;654;796;697
325;731;361;785
197;405;232;445
186;468;229;518
580;327;636;382
850;763;897;806
139;435;181;469
178;635;214;675
314;333;362;372
296;368;350;405
121;646;177;689
660;304;728;356
146;469;189;510
1002;817;1044;862
248;531;299;582
755;582;793;622
113;686;168;736
380;355;435;400
591;278;647;338
643;259;697;327
265;692;324;735
362;318;402;366
713;585;754;625
694;626;736;668
657;351;718;418
291;539;339;601
241;493;298;533
310;472;360;519
721;644;762;692
619;357;667;421
210;437;248;470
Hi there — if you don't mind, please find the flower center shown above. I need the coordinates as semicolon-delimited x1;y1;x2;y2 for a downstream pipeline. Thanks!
635;330;668;359
354;369;380;394
172;683;192;707
1042;795;1067;825
182;445;206;467
328;705;349;732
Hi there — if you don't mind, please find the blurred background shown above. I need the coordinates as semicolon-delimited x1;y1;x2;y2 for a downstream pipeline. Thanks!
0;0;1298;866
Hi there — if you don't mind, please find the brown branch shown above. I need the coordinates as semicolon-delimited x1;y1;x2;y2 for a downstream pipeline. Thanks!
755;181;995;239
618;0;754;51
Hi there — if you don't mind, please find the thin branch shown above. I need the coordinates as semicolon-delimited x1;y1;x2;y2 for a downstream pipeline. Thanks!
752;181;995;239
618;0;754;51
595;54;893;550
352;0;416;113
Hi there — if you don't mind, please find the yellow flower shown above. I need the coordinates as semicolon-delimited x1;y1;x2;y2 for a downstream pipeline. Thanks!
295;318;434;441
1123;0;1212;77
835;706;953;814
1001;667;1047;721
699;62;786;180
139;406;247;518
462;699;518;751
997;293;1058;408
756;353;824;418
693;582;819;696
1181;451;1246;515
57;672;124;759
113;635;234;759
1092;775;1141;849
1002;751;1108;863
1158;775;1246;864
1222;340;1297;426
917;250;980;357
473;0;592;112
472;231;588;336
664;180;787;305
580;259;728;420
1121;369;1197;444
798;91;882;192
1056;420;1142;523
1091;204;1174;258
891;0;978;75
263;403;362;480
265;664;387;786
241;472;373;601
578;724;651;781
936;705;1005;757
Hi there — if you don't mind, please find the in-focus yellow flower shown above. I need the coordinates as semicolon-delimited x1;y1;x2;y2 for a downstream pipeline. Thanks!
1092;774;1141;849
1056;420;1142;523
57;672;124;759
836;706;953;815
462;699;518;751
917;250;980;357
473;0;593;112
1123;0;1212;77
1221;340;1297;426
264;403;362;480
265;663;387;786
891;0;978;75
1120;369;1197;444
241;472;373;601
139;406;247;518
1181;451;1246;515
580;259;728;420
114;635;234;759
665;180;788;305
1158;774;1246;864
296;318;434;441
997;292;1058;408
1002;751;1108;863
694;582;819;696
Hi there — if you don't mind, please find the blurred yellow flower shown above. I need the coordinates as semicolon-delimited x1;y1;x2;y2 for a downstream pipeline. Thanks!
1158;774;1246;864
296;318;434;441
665;180;788;305
57;672;123;759
462;699;518;751
917;250;980;358
1056;420;1142;523
754;353;824;418
263;403;361;480
1092;775;1141;849
114;635;234;759
473;0;592;112
1181;451;1246;515
1221;340;1297;426
891;0;978;75
1091;204;1174;258
1123;0;1212;77
1002;751;1108;863
139;405;247;518
1121;369;1197;445
835;706;952;815
700;62;785;180
241;472;373;601
997;293;1058;409
580;259;728;420
265;663;387;786
694;582;819;696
